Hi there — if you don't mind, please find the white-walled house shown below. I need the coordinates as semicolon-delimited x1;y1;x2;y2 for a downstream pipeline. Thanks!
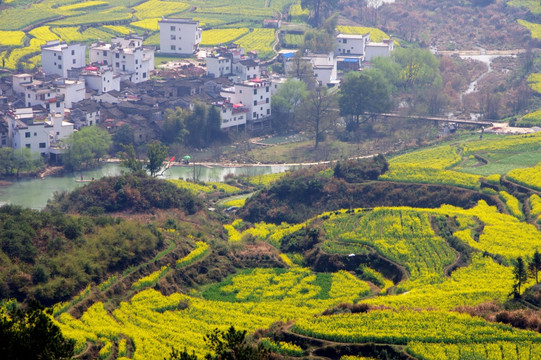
23;78;85;110
304;52;338;87
79;65;120;94
234;59;260;81
89;34;155;83
335;34;369;56
6;108;73;155
365;39;394;61
159;18;202;55
12;74;34;94
220;79;272;131
218;102;249;130
41;40;86;78
206;53;233;78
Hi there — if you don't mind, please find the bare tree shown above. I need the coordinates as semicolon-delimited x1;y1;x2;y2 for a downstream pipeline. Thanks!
300;87;336;149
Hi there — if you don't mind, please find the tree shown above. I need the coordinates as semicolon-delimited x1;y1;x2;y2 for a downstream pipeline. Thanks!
271;78;309;133
185;103;207;148
300;0;338;27
204;326;269;360
205;105;224;143
0;301;75;360
286;51;315;87
112;124;134;152
301;87;336;149
163;107;188;145
513;256;528;298
0;147;14;175
63;126;111;171
302;14;338;53
119;144;144;173
339;72;391;131
529;249;541;284
12;148;43;179
146;140;168;177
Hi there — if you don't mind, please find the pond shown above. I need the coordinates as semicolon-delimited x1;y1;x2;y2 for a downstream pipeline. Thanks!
0;162;297;209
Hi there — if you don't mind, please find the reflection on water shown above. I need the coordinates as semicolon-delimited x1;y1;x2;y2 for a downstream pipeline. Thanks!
0;163;297;210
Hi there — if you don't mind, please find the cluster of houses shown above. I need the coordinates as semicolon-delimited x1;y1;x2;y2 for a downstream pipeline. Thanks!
0;17;393;162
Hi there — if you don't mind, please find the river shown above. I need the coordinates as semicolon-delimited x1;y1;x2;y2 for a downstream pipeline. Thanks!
0;163;296;209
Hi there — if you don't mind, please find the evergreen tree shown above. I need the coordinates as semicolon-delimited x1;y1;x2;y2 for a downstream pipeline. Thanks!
529;249;541;283
146;141;168;177
513;256;528;297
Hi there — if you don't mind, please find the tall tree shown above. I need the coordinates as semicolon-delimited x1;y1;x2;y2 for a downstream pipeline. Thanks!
529;249;541;284
271;78;309;133
286;51;315;87
339;72;391;130
300;0;338;27
146;140;168;177
112;124;134;152
119;144;144;173
12;148;43;179
301;87;336;149
205;105;224;143
302;14;338;53
513;256;528;297
163;107;188;145
185;103;207;148
63;126;111;171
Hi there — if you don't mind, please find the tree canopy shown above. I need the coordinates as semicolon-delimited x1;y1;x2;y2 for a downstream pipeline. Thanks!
300;0;339;27
0;301;75;360
339;72;392;130
146;140;169;177
271;78;309;133
62;126;111;171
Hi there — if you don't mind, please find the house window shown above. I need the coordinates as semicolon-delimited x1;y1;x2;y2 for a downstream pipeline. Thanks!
266;86;269;92
115;53;119;58
239;90;242;94
253;89;257;95
170;26;176;31
103;60;108;65
39;142;46;148
34;132;37;136
116;62;119;67
58;55;62;60
71;50;75;55
56;132;60;135
253;100;257;106
25;132;30;138
343;39;347;44
267;109;270;115
135;59;138;64
58;65;62;69
171;35;176;40
171;45;176;51
266;98;269;103
143;72;147;78
73;59;76;64
103;51;107;56
104;87;106;91
253;112;256;118
25;144;30;149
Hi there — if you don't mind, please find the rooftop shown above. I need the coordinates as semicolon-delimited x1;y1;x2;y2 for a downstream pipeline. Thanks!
159;18;199;25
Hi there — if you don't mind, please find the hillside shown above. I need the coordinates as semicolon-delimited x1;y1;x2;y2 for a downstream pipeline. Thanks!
2;132;540;359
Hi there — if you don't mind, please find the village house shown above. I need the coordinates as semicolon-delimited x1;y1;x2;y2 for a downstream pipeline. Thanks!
70;65;121;94
41;40;86;79
3;107;73;156
220;78;272;132
89;34;155;84
206;45;261;81
69;99;101;129
158;18;202;55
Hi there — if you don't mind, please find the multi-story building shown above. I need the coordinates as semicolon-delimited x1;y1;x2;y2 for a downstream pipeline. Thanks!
220;78;271;131
158;18;202;55
365;39;395;62
217;102;249;130
206;46;260;81
41;40;86;78
5;108;73;155
89;34;155;83
335;33;370;56
77;65;120;94
23;78;85;110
